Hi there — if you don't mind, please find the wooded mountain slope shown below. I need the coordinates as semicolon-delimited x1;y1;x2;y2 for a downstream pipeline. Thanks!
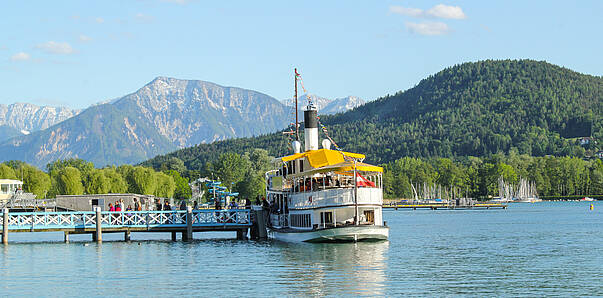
142;60;602;171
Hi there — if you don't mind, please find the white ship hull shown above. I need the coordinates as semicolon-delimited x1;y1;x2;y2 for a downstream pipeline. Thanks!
268;225;389;243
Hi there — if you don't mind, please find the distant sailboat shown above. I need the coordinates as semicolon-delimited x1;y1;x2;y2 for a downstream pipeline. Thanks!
514;178;541;203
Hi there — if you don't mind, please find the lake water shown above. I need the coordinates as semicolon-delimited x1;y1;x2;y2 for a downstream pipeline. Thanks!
1;202;601;297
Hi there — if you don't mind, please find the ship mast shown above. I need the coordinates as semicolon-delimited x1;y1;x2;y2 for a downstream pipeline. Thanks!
294;68;300;141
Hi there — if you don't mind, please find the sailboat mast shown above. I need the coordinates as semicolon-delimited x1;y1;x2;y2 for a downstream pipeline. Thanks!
294;68;299;141
354;159;359;226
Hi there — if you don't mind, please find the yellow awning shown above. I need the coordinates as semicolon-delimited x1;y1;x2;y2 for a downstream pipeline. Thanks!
323;161;383;173
280;149;365;168
290;161;383;177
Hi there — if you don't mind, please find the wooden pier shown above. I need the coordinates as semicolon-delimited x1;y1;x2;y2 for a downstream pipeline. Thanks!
1;207;252;244
384;203;507;210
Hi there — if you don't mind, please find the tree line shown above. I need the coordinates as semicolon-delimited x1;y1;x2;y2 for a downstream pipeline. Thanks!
0;159;191;200
2;149;602;202
0;148;273;203
382;153;603;199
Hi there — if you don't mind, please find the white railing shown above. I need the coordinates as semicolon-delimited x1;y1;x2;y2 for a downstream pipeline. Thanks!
289;187;382;209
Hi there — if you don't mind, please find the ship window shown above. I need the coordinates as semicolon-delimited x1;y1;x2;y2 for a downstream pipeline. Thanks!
363;210;374;224
292;160;296;173
290;214;311;227
299;160;304;172
320;212;333;224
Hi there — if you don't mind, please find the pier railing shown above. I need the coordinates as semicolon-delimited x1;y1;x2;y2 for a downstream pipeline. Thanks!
0;196;56;210
0;209;251;230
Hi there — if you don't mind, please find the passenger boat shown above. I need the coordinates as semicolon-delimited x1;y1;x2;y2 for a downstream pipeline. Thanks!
264;69;388;242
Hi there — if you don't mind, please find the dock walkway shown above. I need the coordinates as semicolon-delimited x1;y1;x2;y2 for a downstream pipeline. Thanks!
1;208;251;243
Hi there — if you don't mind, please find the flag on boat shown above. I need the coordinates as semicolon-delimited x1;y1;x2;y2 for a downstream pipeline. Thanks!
356;173;375;187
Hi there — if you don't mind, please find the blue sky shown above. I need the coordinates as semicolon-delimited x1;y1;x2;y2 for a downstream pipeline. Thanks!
1;0;602;108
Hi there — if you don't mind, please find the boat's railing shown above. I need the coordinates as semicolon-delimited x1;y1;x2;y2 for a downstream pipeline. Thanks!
288;187;382;209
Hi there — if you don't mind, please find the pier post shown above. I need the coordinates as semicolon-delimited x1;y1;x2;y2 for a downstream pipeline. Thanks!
236;228;247;240
253;209;267;239
2;208;8;244
124;230;131;242
184;206;192;241
64;232;70;243
95;207;102;243
171;232;177;241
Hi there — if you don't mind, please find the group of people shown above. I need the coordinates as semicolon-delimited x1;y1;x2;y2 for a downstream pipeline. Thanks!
105;198;250;212
107;198;143;212
214;198;251;210
155;199;172;211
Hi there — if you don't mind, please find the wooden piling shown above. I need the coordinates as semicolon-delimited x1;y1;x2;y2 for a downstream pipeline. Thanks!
64;232;70;243
184;206;192;241
95;207;102;243
253;209;267;239
124;230;131;241
236;229;246;240
3;208;9;244
171;232;177;241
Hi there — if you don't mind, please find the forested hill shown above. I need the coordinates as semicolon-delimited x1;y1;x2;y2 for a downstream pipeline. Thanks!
142;60;602;171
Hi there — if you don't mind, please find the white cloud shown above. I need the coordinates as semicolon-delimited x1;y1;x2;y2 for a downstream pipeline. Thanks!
95;17;104;24
78;35;92;42
10;52;30;61
426;4;466;19
390;4;466;20
389;6;423;17
406;22;450;36
36;41;76;55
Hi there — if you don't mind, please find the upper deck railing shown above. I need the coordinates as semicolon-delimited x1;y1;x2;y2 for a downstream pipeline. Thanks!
0;209;251;230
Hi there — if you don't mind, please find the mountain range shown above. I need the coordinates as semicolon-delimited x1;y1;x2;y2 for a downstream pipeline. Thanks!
0;77;363;168
282;94;365;115
0;103;80;141
142;60;602;172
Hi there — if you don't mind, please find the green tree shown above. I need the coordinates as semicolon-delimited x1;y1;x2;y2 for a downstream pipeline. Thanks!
160;157;186;173
245;148;272;174
0;164;17;179
209;153;249;188
21;164;51;199
56;166;84;195
128;166;157;195
236;172;265;200
85;169;109;194
165;170;191;200
103;167;128;193
47;158;94;177
154;172;175;198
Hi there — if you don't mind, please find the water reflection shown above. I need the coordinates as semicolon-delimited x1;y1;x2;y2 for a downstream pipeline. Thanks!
276;241;389;296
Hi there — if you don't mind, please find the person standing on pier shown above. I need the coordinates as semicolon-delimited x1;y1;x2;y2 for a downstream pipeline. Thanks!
156;199;162;211
109;203;115;212
134;198;141;211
